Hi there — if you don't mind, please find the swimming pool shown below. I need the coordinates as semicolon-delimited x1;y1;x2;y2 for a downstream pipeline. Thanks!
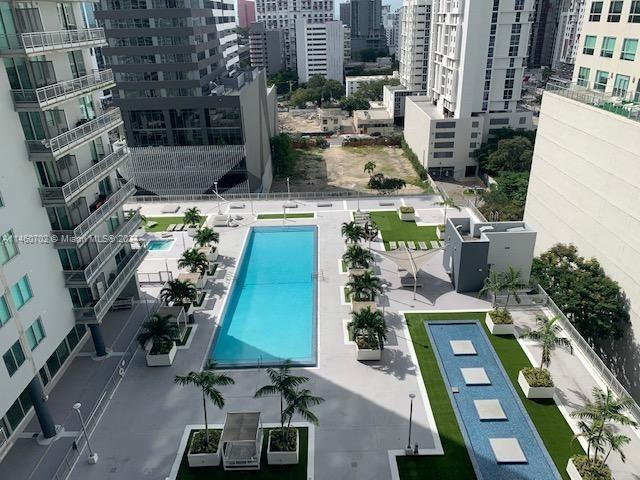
426;321;560;480
211;226;317;367
147;239;174;251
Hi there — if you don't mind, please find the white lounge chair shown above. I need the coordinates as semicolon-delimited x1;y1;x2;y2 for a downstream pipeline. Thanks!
407;241;417;250
389;241;398;250
430;240;439;248
398;241;408;249
166;224;176;231
418;241;428;250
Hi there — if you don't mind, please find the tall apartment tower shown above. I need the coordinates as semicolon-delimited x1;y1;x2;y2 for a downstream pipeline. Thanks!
238;0;257;29
255;0;334;70
524;0;640;403
385;8;401;55
551;0;586;73
295;18;345;83
404;0;535;180
528;0;562;67
97;0;278;195
0;0;144;450
398;0;431;90
249;21;285;75
349;0;387;58
340;2;352;27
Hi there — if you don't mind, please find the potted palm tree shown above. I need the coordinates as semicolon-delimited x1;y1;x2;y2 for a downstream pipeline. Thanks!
178;248;209;278
479;271;513;335
138;314;179;366
567;387;637;480
348;307;387;361
160;279;197;322
194;226;219;263
435;197;461;223
345;270;382;313
518;315;572;398
341;221;364;244
175;361;234;467
398;205;415;221
183;207;203;237
255;360;324;465
342;244;373;276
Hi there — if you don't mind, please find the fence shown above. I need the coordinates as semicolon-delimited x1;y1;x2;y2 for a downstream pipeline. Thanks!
138;271;174;285
51;299;160;480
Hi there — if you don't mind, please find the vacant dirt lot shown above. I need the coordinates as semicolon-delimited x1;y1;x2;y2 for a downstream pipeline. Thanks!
278;110;322;133
271;145;428;194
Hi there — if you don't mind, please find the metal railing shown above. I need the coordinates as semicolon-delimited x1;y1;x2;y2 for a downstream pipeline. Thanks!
26;108;123;159
138;270;174;285
39;146;130;204
12;69;114;108
52;298;160;480
0;28;106;54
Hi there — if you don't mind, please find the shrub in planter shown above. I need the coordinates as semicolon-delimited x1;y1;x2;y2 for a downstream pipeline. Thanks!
518;367;554;399
138;314;179;366
436;223;445;239
485;308;515;335
399;206;415;214
349;307;387;361
489;308;513;324
342;244;373;270
568;455;612;480
187;429;222;467
398;205;415;221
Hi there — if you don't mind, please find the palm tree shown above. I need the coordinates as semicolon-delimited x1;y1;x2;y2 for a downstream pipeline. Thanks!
194;226;219;247
478;270;505;307
178;248;209;274
602;428;631;464
520;315;572;368
283;388;324;429
435;197;461;223
573;419;603;463
174;361;234;449
501;266;523;307
364;161;376;177
137;313;179;353
362;221;379;242
183;207;202;228
341;221;364;244
160;279;197;306
348;307;387;349
342;244;373;270
345;270;383;301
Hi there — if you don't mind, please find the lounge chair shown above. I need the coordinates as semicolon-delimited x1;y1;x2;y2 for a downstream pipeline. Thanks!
418;241;428;250
166;224;176;231
146;221;158;228
430;240;439;248
397;241;408;249
389;241;397;250
407;241;417;250
175;224;185;231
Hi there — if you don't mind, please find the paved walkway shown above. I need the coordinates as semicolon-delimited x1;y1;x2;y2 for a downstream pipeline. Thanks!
513;309;640;480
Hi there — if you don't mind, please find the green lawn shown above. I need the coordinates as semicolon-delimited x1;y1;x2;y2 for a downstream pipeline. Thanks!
368;211;438;250
143;216;204;232
177;428;308;479
398;312;582;480
256;213;315;220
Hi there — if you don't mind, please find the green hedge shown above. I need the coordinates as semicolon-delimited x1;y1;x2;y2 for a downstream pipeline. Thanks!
401;138;429;181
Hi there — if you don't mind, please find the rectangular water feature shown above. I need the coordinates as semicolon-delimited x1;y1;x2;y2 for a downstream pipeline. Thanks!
211;226;317;367
426;321;560;480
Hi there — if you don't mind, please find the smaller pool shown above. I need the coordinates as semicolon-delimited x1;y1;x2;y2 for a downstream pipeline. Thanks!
147;239;174;251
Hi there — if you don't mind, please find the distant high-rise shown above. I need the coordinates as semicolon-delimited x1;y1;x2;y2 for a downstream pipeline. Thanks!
340;2;352;27
528;0;563;67
399;0;431;90
249;21;286;75
551;0;586;74
385;8;401;55
349;0;387;58
296;19;345;83
238;0;257;29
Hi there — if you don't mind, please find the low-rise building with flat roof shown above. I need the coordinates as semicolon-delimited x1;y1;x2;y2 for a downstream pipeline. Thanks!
352;108;395;135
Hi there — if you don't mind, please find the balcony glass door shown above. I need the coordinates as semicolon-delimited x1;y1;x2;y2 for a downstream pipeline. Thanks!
613;74;630;97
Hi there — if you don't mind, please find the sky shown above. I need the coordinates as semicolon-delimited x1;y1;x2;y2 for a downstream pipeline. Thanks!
333;0;404;19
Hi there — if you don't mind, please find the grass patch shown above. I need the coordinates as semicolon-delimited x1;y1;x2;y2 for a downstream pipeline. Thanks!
340;260;348;273
343;287;352;304
369;211;438;250
257;213;315;220
144;216;204;232
398;311;582;480
177;427;308;479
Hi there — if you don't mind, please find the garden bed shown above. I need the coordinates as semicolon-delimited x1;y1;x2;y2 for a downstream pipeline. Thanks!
144;216;204;232
369;211;437;250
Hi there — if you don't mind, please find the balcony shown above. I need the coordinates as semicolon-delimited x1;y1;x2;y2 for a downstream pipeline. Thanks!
0;28;107;57
63;211;144;287
39;145;130;206
26;108;124;160
51;179;136;247
73;246;148;323
11;70;115;111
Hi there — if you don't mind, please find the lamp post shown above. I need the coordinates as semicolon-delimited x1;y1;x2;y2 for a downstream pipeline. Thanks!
407;393;416;451
381;283;389;319
214;181;221;214
286;177;291;200
73;402;98;464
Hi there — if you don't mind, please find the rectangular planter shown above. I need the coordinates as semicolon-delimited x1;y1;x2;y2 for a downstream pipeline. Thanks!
356;344;382;361
267;429;299;465
485;312;515;335
436;228;444;240
352;301;376;313
187;436;221;467
566;458;584;480
398;211;415;221
348;268;368;276
518;370;555;399
145;342;177;367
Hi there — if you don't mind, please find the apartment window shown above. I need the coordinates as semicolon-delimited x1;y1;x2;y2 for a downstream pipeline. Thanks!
10;276;33;311
608;0;623;21
434;142;454;148
514;0;524;10
613;74;630;96
3;340;26;377
471;132;479;138
594;70;609;91
433;151;453;158
5;388;32;431
25;318;45;351
600;36;616;57
583;35;597;54
435;121;456;128
620;38;638;60
519;116;527;125
589;1;603;20
577;67;591;86
0;295;11;326
469;142;477;148
0;230;18;265
435;132;455;139
630;1;640;22
489;118;510;125
0;192;3;207
472;121;479;128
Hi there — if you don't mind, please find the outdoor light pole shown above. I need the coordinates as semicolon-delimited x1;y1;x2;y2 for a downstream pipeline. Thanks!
407;393;416;451
214;181;221;214
286;177;291;200
381;283;389;318
73;402;98;464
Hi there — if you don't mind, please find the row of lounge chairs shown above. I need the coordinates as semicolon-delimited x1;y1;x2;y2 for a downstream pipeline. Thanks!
388;240;443;251
166;223;187;232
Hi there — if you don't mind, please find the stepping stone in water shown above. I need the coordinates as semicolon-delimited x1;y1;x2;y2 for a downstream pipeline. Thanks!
474;399;507;421
461;367;491;385
450;340;477;355
489;438;527;464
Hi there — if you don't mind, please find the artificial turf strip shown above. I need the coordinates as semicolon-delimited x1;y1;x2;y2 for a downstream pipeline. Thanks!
143;216;204;232
177;428;308;479
401;312;583;480
256;213;315;219
368;211;438;250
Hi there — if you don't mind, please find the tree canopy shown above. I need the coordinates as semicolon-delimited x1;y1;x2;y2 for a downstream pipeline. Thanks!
287;76;345;108
339;95;371;114
485;137;534;174
268;69;299;95
474;128;536;174
479;171;530;220
270;133;296;177
355;77;401;101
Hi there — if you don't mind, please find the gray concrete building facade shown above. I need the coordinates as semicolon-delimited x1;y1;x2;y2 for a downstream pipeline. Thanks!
348;0;387;58
249;21;285;75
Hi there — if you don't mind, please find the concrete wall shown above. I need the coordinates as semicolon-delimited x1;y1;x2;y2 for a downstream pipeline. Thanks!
443;218;491;293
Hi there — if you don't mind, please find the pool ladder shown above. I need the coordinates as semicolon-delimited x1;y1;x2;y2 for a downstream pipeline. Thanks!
311;270;325;281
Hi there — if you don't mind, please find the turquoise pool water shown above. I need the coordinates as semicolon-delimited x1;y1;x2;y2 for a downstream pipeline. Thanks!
147;239;174;251
211;226;317;367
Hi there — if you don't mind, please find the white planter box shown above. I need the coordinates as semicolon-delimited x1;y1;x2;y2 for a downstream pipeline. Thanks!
208;249;218;262
187;436;221;467
356;344;382;361
187;227;198;237
267;429;299;465
436;228;444;240
566;458;584;480
518;370;555;399
145;342;177;367
193;293;207;311
348;268;368;276
352;301;376;313
398;211;415;221
485;312;515;335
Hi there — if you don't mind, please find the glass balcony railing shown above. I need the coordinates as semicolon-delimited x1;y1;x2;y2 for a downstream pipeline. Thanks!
12;69;115;110
39;145;130;205
26;108;124;160
0;28;107;55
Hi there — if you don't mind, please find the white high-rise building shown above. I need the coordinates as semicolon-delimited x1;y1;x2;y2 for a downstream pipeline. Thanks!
403;0;535;180
255;0;334;70
385;8;401;55
399;0;431;90
0;0;143;452
295;18;345;83
551;0;586;71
